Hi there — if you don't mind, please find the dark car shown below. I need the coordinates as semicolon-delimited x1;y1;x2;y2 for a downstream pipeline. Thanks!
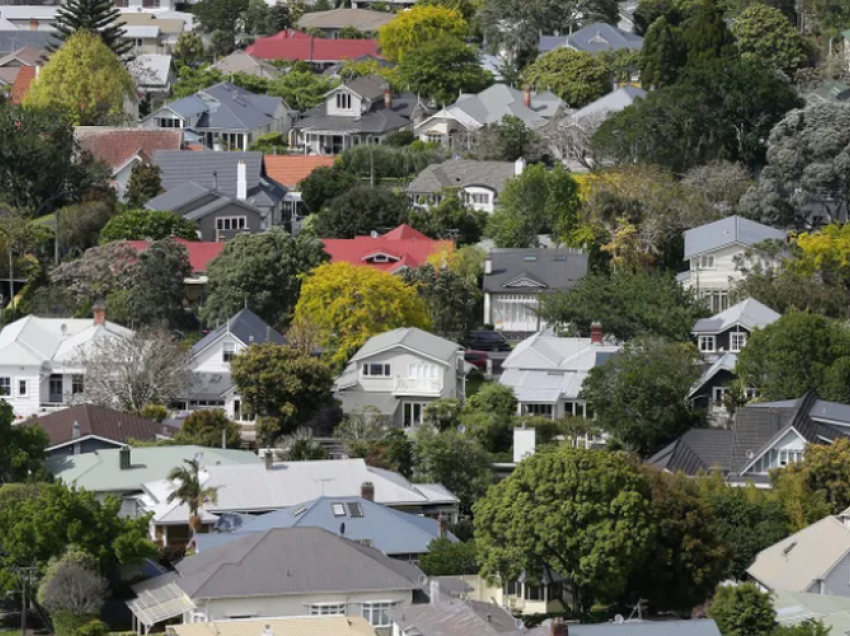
464;350;489;370
463;331;511;352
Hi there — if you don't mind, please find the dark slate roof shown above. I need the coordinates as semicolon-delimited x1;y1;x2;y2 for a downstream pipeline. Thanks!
159;82;288;131
294;83;421;135
0;30;52;54
406;160;517;195
22;405;163;449
192;308;285;355
343;74;387;101
649;428;736;474
482;249;589;294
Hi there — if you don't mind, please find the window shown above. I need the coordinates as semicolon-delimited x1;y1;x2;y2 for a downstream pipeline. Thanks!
362;602;396;627
525;585;542;601
347;502;363;517
712;386;729;404
730;332;747;352
700;289;729;313
563;401;588;418
311;603;346;616
426;133;442;144
699;255;715;269
223;342;235;362
335;92;352;110
17;380;26;397
71;375;84;395
505;581;518;596
142;0;161;7
362;363;391;377
0;377;10;397
216;217;247;231
403;402;426;428
524;403;553;418
698;335;716;352
332;503;346;516
472;193;489;205
133;38;144;47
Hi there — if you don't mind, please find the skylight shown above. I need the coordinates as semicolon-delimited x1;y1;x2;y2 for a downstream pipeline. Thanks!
332;503;346;517
347;502;363;518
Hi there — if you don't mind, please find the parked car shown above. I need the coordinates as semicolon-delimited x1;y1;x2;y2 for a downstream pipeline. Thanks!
463;330;511;352
464;350;489;370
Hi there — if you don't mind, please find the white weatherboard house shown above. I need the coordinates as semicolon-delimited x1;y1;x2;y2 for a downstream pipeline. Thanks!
678;216;786;313
334;328;465;429
0;309;132;418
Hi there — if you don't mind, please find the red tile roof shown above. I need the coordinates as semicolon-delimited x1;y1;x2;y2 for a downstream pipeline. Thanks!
76;128;184;172
126;238;224;275
23;404;163;448
246;30;379;62
186;144;206;151
264;155;336;188
322;225;450;274
10;65;35;105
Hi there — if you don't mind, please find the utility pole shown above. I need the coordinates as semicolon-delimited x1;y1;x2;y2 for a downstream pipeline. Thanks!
12;565;36;636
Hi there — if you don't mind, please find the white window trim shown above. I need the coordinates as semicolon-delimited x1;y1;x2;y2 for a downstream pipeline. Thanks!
0;377;11;397
362;363;391;378
403;402;428;429
698;335;716;353
17;379;27;397
730;332;747;352
215;216;247;231
361;601;398;627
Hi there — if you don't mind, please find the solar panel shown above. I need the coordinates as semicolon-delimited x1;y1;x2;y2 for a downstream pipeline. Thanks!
347;502;363;518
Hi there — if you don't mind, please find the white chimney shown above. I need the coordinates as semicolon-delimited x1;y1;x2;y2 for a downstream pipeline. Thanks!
484;257;493;275
513;426;536;464
514;157;526;176
429;579;440;605
236;160;247;200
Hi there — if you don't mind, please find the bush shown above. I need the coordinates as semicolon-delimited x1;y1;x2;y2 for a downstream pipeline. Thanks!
54;612;96;636
99;209;198;244
384;130;415;146
74;620;110;636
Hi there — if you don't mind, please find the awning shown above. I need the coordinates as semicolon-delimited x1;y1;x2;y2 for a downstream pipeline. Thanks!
128;574;194;628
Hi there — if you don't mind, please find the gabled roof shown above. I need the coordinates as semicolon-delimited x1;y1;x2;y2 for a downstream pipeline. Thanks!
322;225;448;274
191;308;285;355
748;515;850;592
75;127;183;174
772;590;850;636
263;154;335;189
0;45;43;67
128;54;173;88
125;239;223;276
562;22;644;53
683;215;786;259
388;600;551;636
212;50;283;79
692;298;781;334
338;73;387;101
407;160;518;195
649;428;736;474
570;85;646;122
195;495;456;555
9;64;34;104
22;405;162;450
154;82;287;132
689;352;737;397
570;621;721;636
246;29;379;62
169;617;376;636
351;327;460;363
296;7;395;31
483;249;588;294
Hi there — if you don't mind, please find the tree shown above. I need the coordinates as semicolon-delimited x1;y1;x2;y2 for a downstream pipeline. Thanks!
397;35;492;104
125;164;163;209
523;48;612;108
26;32;135;127
736;312;850;403
708;583;777;636
633;0;683;34
242;0;270;34
56;201;116;255
639;16;686;88
39;556;108;636
791;223;850;289
100;209;196;244
378;5;468;62
248;132;287;153
123;239;192;329
414;425;492;515
294;262;431;367
739;104;850;228
475;115;540;162
267;67;338;111
731;3;809;75
681;0;738;64
51;241;138;308
173;32;205;69
276;427;327;460
335;413;414;477
0;402;49;483
77;329;193;413
402;265;481;342
200;229;328;329
419;538;478;576
486;163;581;248
407;190;488;246
230;343;334;444
473;447;653;616
166;459;219;537
336;144;447;182
266;3;292;33
298;166;358;214
732;268;849;320
681;161;752;217
583;336;705;457
51;0;131;55
194;0;249;34
174;409;242;448
314;185;410;239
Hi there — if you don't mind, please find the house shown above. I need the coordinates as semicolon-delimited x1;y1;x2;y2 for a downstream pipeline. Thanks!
689;299;781;412
169;617;376;636
0;6;59;31
127;527;426;633
389;600;551;636
263;154;335;220
805;79;850;106
113;0;182;13
142;82;293;151
649;392;850;487
146;150;287;241
295;8;395;38
334;327;465;428
212;50;283;80
538;22;644;54
246;30;379;68
772;589;850;634
500;325;620;420
483;248;589;335
413;84;562;149
128;54;174;100
350;0;414;10
179;308;286;429
75;127;183;199
406;159;522;214
748;514;850;596
119;12;185;54
21;404;165;458
322;225;448;274
195;495;457;560
0;309;132;419
292;75;423;155
8;61;34;103
0;30;53;55
0;45;41;89
678;215;787;313
137;459;460;545
428;574;566;616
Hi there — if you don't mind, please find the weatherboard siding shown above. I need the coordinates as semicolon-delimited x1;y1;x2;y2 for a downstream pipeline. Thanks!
814;553;850;597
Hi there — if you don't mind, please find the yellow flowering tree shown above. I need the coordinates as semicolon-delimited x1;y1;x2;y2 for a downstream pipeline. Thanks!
378;5;468;62
790;223;850;288
294;262;431;367
25;30;135;126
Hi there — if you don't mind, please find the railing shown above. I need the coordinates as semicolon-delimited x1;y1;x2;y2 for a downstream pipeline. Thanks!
393;377;441;394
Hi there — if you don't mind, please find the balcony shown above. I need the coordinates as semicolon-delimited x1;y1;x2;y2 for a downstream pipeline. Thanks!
393;377;442;396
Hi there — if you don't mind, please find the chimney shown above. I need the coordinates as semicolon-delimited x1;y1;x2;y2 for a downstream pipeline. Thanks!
119;446;131;470
212;170;218;190
484;257;493;275
429;579;440;605
590;322;603;345
514;157;526;176
361;481;375;502
551;618;569;636
438;515;447;539
72;421;81;440
236;161;247;201
523;84;531;108
384;88;392;110
93;304;106;326
263;450;273;470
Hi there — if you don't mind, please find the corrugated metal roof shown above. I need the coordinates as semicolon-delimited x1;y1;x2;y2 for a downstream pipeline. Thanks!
482;249;589;294
570;620;721;636
352;327;460;363
692;298;781;334
684;215;786;259
169;616;376;636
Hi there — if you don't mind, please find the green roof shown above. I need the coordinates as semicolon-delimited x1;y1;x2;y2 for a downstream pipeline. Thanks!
48;445;260;493
773;589;850;635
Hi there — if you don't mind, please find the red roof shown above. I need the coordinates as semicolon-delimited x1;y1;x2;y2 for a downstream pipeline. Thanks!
76;128;183;172
264;155;336;188
246;30;379;62
126;238;224;275
322;225;450;274
10;65;35;105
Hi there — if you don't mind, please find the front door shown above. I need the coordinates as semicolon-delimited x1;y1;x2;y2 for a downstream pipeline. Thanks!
48;374;63;403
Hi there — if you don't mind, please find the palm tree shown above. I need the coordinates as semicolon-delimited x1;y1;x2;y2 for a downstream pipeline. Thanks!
276;428;327;461
166;459;219;540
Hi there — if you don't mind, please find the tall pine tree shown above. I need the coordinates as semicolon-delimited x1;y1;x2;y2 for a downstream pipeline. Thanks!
640;16;686;88
50;0;132;56
682;0;737;65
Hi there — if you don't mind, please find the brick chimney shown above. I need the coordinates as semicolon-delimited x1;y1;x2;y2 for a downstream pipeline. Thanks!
361;481;375;501
523;84;531;108
119;446;131;470
263;451;274;470
93;304;106;326
384;88;392;110
551;618;569;636
590;322;603;344
438;515;447;538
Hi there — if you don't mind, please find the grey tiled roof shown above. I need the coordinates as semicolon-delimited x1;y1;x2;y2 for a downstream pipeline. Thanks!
564;22;644;53
388;600;550;636
159;82;288;131
683;215;786;259
407;160;517;195
649;428;736;474
192;308;285;355
445;84;563;129
353;327;460;362
295;89;419;135
570;85;646;121
482;249;589;294
342;74;387;101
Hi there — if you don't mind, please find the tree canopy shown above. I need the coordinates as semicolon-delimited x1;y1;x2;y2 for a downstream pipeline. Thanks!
523;48;612;108
99;209;198;244
378;5;469;62
402;265;481;343
173;409;242;448
639;16;686;88
51;0;131;55
313;185;410;239
731;3;810;75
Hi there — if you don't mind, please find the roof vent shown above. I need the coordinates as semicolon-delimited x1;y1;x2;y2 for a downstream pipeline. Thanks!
782;540;797;556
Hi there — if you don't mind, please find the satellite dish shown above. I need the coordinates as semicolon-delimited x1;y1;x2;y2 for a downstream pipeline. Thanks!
614;615;625;624
746;449;755;459
370;230;379;238
458;424;466;433
417;573;428;586
515;618;526;631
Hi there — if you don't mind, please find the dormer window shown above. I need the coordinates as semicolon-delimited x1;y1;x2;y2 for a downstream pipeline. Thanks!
336;92;352;110
698;335;716;352
730;332;747;352
363;252;400;264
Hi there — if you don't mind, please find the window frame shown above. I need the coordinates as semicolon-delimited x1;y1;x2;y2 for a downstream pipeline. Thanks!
403;402;427;428
730;332;747;352
216;216;247;232
361;601;396;627
223;342;236;362
310;603;346;616
362;363;391;378
71;374;84;395
0;377;10;397
698;335;716;353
